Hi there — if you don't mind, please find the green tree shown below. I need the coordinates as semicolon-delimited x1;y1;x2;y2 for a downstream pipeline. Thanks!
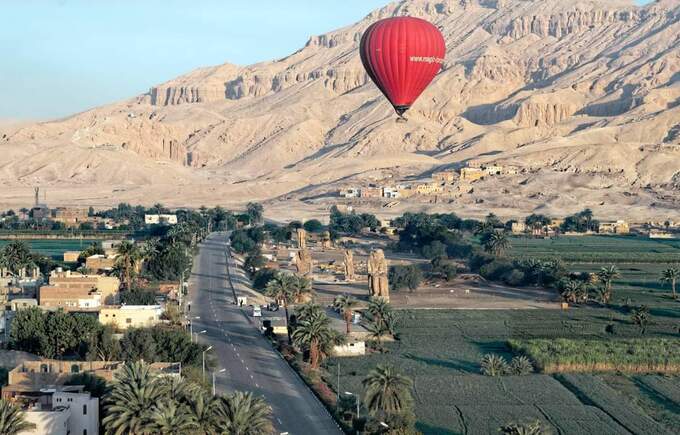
246;202;264;226
596;265;620;304
264;273;296;343
333;294;359;335
389;265;423;292
631;305;651;334
243;249;266;275
115;241;142;290
215;391;273;435
509;356;534;376
291;310;342;369
483;231;511;257
0;399;36;434
103;361;167;434
0;240;33;276
290;274;313;304
303;219;324;233
660;266;680;299
148;400;198;434
77;243;105;264
362;365;414;417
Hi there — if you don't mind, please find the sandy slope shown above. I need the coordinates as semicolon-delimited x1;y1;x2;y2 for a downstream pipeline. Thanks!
1;0;679;220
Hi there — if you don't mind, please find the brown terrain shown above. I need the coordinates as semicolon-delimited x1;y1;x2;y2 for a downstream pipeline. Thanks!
1;0;679;220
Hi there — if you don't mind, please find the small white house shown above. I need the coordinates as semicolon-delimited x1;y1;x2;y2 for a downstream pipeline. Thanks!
333;340;366;357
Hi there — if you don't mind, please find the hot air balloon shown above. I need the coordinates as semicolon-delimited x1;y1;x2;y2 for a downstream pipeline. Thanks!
360;16;446;119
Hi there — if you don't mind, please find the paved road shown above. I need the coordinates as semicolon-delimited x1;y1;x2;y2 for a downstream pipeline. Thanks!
188;232;343;435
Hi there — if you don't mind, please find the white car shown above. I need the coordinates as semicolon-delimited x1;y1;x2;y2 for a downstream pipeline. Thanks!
252;305;262;317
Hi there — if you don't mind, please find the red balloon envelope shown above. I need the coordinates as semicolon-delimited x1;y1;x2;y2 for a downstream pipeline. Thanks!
360;16;446;117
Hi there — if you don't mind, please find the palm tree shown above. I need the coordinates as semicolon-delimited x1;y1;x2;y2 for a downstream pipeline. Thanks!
365;317;391;352
291;311;342;369
333;294;359;334
215;392;273;435
115;241;142;291
291;274;314;303
187;391;222;434
102;361;166;434
560;280;587;304
500;420;544;435
264;273;296;343
366;297;398;337
0;399;35;434
295;302;324;323
596;265;620;304
483;231;511;257
631;305;651;335
246;202;264;226
147;400;198;434
362;365;414;417
480;354;510;376
0;240;33;276
660;266;680;299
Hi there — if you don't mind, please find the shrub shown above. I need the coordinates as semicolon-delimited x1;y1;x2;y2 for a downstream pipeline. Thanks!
510;356;534;375
389;265;423;292
480;354;510;376
303;219;324;233
503;269;525;286
479;260;513;281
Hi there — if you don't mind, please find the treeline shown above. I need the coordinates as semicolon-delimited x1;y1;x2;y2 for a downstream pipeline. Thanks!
9;308;208;368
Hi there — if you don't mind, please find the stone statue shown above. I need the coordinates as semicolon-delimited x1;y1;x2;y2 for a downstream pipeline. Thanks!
296;228;307;250
321;231;332;250
367;249;389;300
295;249;313;276
343;249;355;281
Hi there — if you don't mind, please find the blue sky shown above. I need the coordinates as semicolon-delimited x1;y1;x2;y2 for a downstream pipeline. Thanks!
0;0;652;120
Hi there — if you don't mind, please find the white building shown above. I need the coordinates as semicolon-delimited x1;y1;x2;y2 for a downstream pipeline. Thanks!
340;188;360;199
21;389;99;435
382;187;401;199
144;214;178;225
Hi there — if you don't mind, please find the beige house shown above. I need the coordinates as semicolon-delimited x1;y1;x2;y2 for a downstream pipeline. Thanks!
598;220;630;234
38;286;101;310
460;167;485;182
62;251;81;263
85;255;116;272
52;207;89;227
360;187;382;199
99;305;162;330
48;271;120;305
511;222;527;234
416;182;444;195
432;171;456;183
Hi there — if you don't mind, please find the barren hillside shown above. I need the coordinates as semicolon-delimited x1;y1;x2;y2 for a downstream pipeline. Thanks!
1;0;679;220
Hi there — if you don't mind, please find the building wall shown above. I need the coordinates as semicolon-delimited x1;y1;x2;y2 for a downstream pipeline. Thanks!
85;256;116;272
99;306;162;330
63;252;81;263
53;392;99;435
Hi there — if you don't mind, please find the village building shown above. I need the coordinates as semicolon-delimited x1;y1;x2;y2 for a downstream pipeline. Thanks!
598;220;630;234
144;214;178;225
98;305;162;330
48;271;120;304
51;207;89;227
360;187;382;199
432;170;457;184
382;187;400;198
38;285;102;310
339;188;360;198
460;167;485;182
511;222;527;234
62;251;81;263
85;255;116;272
416;182;444;196
483;165;504;175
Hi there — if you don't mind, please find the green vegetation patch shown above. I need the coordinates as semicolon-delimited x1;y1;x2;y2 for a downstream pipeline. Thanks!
510;338;680;374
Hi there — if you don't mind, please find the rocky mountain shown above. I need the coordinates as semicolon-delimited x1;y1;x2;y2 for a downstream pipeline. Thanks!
1;0;679;219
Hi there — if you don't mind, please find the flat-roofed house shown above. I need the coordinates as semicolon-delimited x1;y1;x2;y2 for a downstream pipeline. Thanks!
85;255;116;272
98;305;162;330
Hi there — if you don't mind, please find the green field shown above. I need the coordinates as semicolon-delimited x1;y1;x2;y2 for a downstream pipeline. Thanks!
0;239;97;260
325;308;680;434
509;235;680;264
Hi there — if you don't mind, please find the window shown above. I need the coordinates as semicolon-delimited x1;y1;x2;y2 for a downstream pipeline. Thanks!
83;404;87;415
71;364;80;373
40;364;48;373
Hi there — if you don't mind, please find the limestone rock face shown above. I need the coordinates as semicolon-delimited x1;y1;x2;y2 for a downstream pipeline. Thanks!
1;0;680;220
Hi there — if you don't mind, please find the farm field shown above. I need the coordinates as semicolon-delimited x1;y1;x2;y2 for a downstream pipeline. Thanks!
0;239;97;260
324;308;680;434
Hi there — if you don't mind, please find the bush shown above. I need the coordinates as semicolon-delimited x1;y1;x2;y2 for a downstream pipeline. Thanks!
389;265;423;292
120;289;157;305
503;269;525;286
479;260;513;281
510;356;534;375
422;241;447;260
303;219;324;233
480;354;510;376
252;269;278;291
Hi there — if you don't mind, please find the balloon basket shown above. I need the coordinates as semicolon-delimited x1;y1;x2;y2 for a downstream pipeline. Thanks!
396;116;408;124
